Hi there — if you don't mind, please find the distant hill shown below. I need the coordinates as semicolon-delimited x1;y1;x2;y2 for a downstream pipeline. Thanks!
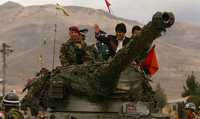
0;1;200;100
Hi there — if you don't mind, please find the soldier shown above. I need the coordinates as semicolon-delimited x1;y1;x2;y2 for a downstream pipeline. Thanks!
182;102;196;119
59;26;86;66
2;91;24;119
130;25;142;39
94;23;130;58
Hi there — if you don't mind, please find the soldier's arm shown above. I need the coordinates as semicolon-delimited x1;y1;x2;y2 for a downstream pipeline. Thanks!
94;24;110;45
95;31;110;45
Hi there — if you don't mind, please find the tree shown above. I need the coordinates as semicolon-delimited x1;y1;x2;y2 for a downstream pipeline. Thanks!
154;83;167;112
182;72;200;97
182;72;200;109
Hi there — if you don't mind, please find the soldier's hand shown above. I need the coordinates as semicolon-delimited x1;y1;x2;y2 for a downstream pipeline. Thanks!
94;24;100;33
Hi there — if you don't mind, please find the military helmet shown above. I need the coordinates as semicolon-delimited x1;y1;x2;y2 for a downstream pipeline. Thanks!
185;102;196;110
115;23;127;33
2;91;20;108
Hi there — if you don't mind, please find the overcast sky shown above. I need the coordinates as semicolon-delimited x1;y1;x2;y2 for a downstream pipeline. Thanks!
0;0;200;24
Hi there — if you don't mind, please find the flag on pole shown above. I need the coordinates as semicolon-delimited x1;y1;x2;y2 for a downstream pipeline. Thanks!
56;3;70;16
104;0;111;14
142;45;159;76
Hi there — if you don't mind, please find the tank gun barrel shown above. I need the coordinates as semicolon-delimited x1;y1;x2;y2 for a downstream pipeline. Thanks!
152;12;175;30
162;12;175;27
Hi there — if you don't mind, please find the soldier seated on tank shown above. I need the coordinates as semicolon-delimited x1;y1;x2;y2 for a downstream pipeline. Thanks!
60;26;99;66
94;23;130;59
59;26;87;66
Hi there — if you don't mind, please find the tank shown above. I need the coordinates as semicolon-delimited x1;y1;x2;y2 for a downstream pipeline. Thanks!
21;12;175;119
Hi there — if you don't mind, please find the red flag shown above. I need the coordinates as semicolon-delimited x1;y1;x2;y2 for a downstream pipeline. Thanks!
143;45;159;76
104;0;111;13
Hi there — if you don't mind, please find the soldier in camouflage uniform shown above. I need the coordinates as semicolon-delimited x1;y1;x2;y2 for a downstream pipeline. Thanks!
60;26;97;66
59;26;86;66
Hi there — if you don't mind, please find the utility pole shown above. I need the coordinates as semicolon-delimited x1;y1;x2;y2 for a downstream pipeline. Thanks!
0;43;13;96
52;23;57;70
52;5;58;70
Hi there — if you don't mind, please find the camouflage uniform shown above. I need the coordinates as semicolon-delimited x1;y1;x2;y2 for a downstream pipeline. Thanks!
85;44;99;62
59;40;85;66
59;39;97;66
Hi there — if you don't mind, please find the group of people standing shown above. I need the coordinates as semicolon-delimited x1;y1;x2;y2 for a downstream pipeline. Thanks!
59;23;142;66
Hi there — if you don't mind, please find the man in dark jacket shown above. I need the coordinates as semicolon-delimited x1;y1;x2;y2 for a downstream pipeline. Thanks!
94;23;130;58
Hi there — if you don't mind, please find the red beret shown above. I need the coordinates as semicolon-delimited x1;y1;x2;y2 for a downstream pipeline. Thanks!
69;26;80;34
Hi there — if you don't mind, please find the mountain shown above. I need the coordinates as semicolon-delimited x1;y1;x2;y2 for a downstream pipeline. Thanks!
153;22;200;99
0;1;22;9
0;2;200;100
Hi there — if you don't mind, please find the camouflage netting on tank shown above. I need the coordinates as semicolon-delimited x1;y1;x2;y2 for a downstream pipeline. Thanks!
21;66;154;113
119;66;155;101
21;68;52;115
21;12;175;114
